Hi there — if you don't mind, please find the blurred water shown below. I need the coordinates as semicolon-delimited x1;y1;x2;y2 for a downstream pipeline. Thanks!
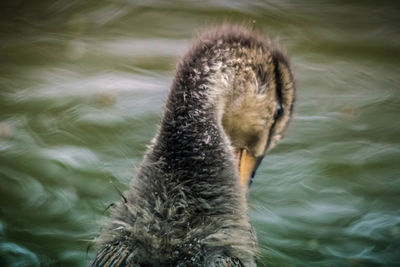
1;0;400;266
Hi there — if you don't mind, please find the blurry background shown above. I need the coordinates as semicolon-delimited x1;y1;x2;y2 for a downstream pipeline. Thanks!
1;0;400;266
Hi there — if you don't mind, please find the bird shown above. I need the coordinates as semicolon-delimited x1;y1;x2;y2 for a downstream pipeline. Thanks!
90;25;295;267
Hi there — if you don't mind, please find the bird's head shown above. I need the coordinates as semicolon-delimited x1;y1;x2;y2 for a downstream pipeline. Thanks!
220;50;295;189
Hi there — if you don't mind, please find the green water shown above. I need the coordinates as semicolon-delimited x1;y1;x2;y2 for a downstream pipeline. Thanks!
1;1;400;266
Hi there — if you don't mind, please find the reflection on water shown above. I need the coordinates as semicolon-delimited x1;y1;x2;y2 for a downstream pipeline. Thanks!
1;0;400;266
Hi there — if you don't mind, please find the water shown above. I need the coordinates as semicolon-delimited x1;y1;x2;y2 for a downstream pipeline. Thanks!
1;0;400;266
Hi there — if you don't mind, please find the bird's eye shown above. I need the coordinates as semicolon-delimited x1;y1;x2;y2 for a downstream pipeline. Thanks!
274;101;283;120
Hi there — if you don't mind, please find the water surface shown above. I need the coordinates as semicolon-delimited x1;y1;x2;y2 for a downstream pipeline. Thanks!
1;0;400;266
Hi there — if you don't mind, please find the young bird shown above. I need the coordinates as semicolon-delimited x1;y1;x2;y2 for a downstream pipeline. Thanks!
90;25;295;267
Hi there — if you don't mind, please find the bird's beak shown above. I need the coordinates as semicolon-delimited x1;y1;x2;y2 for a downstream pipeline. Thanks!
237;149;264;189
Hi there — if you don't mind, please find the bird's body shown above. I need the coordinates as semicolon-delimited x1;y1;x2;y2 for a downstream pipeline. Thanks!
91;26;295;266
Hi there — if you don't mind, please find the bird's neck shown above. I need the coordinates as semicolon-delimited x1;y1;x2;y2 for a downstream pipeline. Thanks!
149;51;237;188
